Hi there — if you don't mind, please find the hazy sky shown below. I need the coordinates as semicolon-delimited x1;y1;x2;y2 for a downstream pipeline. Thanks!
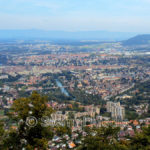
0;0;150;32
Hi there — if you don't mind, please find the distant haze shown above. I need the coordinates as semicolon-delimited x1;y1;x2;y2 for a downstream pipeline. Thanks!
0;30;137;41
0;0;150;33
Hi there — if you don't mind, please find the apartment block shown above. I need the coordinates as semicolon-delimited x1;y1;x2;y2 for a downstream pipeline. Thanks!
106;101;125;120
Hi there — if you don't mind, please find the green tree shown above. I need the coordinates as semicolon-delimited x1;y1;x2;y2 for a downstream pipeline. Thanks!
68;112;75;119
4;91;54;150
0;121;5;149
80;125;128;150
129;125;150;150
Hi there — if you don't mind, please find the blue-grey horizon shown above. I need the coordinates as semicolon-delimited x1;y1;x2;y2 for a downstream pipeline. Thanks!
0;0;150;33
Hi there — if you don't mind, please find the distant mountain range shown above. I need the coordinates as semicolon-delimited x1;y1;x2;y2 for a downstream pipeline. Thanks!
122;34;150;46
0;29;137;41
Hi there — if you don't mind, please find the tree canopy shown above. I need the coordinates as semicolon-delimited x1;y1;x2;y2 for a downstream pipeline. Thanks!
3;91;54;150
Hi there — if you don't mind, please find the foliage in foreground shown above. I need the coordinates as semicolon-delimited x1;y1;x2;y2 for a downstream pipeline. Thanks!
0;92;150;150
78;125;150;150
2;91;54;150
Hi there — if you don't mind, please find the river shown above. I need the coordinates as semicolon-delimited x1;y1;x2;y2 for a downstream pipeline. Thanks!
56;79;70;97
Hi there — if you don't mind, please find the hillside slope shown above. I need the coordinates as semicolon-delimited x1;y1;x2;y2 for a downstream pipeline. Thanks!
123;34;150;46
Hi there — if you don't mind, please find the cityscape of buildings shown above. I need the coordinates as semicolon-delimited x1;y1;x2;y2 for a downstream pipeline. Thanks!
0;40;150;149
